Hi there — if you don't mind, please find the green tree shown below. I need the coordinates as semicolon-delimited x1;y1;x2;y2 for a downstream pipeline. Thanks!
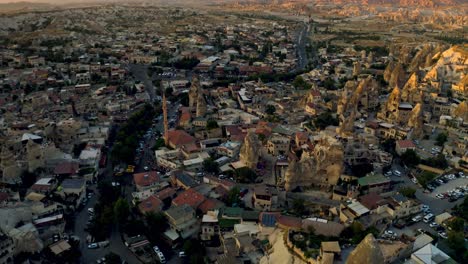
265;105;276;115
448;217;465;232
206;119;219;130
226;186;240;206
400;149;420;167
203;158;219;174
435;132;448;146
453;196;468;221
183;239;206;264
113;198;130;227
447;231;465;252
105;252;122;264
399;187;416;198
293;76;311;89
235;167;257;183
144;212;168;243
292;198;306;216
313;112;339;130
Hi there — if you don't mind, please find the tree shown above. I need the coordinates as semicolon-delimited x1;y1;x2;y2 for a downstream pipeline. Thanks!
453;196;468;221
436;132;448;146
292;198;306;216
293;76;311;90
447;231;465;252
206;119;219;130
400;187;416;198
144;212;168;243
313;112;339;130
448;217;465;232
265;105;276;115
105;252;122;264
226;186;240;206
421;154;448;169
113;198;130;227
323;77;336;90
203;158;219;174
183;239;206;264
400;149;420;167
235;167;257;183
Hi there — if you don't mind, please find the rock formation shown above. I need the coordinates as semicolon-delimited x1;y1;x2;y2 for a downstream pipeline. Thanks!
346;234;384;264
0;145;22;184
401;72;423;104
423;45;468;86
239;132;262;169
285;134;343;191
353;61;361;76
195;93;207;117
189;75;200;108
453;101;468;121
337;77;379;135
388;62;406;90
407;103;424;139
384;60;395;83
378;86;401;122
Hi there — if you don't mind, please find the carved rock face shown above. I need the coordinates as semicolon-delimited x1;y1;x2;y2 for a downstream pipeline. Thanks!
285;135;343;191
239;132;262;169
347;234;384;264
408;103;424;139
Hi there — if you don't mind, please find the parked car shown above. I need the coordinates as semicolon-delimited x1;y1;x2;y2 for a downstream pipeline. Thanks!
88;243;99;249
438;231;448;239
429;222;439;228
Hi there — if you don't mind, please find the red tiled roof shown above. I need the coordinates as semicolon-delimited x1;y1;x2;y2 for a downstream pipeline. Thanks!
138;195;163;214
167;130;196;147
54;162;79;175
198;198;223;214
277;215;302;229
396;140;416;149
155;187;176;200
133;171;160;188
359;192;385;210
296;132;308;141
172;188;206;209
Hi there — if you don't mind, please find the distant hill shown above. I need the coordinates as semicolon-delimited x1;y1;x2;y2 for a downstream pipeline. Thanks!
0;1;54;12
313;0;462;7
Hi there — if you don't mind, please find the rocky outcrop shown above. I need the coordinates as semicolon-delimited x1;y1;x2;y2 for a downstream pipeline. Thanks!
189;75;200;109
239;132;262;169
384;60;395;83
407;103;424;139
285;134;343;191
401;72;423;104
423;45;468;84
0;145;22;184
347;234;384;264
453;101;468;121
378;86;401;122
196;93;207;117
353;61;361;76
337;77;379;135
388;62;406;90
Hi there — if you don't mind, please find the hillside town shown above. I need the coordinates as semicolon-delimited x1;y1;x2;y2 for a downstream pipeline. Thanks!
0;2;467;264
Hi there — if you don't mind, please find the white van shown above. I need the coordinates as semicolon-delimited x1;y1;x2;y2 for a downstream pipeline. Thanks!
394;170;402;176
423;214;434;223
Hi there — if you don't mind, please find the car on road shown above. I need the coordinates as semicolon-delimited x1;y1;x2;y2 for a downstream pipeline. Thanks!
436;193;445;199
438;231;448;239
429;222;439;228
96;257;106;264
87;243;99;249
394;170;401;176
87;208;94;215
179;251;186;258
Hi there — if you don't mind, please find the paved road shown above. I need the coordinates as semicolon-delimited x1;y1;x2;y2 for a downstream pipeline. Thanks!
128;64;157;102
295;22;310;71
